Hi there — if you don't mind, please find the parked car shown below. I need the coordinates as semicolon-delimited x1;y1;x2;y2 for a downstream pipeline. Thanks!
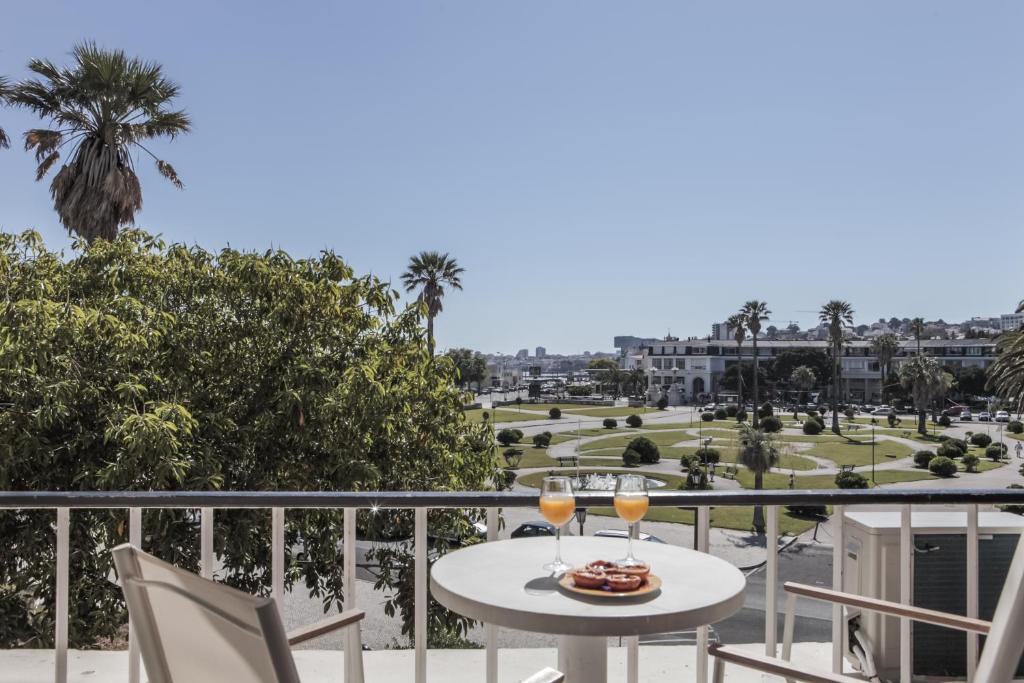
511;521;558;538
942;405;964;417
960;410;973;421
978;411;992;422
871;407;893;416
593;529;665;544
703;403;718;411
996;410;1011;423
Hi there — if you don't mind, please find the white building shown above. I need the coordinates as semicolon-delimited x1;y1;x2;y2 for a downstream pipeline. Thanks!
1000;313;1024;332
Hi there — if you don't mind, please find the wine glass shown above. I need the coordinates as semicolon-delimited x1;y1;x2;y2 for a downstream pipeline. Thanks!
539;476;575;573
614;474;649;567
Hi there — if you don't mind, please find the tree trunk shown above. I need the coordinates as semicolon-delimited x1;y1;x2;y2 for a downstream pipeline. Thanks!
736;344;744;423
918;409;927;435
427;315;435;356
752;470;766;534
832;344;841;434
751;339;760;429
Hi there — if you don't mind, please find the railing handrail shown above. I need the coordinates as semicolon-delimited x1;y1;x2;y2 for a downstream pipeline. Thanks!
2;487;1024;508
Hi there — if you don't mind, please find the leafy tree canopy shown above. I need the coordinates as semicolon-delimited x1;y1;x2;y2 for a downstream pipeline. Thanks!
0;230;494;647
443;347;488;389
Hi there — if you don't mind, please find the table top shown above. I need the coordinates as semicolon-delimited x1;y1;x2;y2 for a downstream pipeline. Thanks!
429;536;746;637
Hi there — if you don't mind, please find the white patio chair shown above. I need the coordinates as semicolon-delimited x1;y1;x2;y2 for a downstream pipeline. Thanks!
709;531;1024;683
113;543;564;683
112;542;366;683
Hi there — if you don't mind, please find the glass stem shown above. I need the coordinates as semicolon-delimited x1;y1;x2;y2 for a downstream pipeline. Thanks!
627;522;635;561
554;526;563;567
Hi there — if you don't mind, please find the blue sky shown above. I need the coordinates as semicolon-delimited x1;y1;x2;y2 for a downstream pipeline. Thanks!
1;2;1022;354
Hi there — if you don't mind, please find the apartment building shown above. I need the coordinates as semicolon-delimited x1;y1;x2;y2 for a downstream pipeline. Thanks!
636;338;998;405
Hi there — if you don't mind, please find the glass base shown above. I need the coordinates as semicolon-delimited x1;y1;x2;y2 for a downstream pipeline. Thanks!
543;559;573;574
614;556;646;567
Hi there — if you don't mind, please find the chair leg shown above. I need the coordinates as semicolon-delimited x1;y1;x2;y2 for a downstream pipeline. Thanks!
345;623;365;683
712;656;725;683
782;592;797;683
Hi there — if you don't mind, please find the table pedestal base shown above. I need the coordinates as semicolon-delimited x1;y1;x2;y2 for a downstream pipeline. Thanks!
558;634;607;683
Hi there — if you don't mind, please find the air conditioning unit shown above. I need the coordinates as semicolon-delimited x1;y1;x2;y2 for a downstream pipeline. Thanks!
842;511;1024;681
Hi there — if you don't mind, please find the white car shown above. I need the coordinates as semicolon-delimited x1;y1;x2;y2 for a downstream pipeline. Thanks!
871;407;892;416
978;411;992;422
995;410;1011;422
703;403;717;411
961;410;973;421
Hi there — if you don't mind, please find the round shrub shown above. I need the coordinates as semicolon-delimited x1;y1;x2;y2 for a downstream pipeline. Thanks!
656;395;669;410
929;456;957;477
725;404;738;417
986;443;1008;461
694;447;721;465
802;420;823;435
914;450;936;469
962;453;980;472
502;448;523;468
532;431;552;448
1009;420;1024;434
761;416;783;433
936;443;963;459
736;409;748;422
844;407;856;419
835;471;869;489
714;408;728;420
622;448;641;467
806;410;819;418
549;407;561;419
970;432;992;448
497;428;523;446
602;417;618;429
627;436;660;464
813;414;826;428
701;411;715;422
625;414;643;428
887;413;898;428
758;402;774;419
938;415;951;427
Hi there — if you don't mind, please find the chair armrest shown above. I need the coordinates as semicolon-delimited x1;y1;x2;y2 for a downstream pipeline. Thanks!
521;667;564;683
784;582;991;634
708;644;862;683
287;608;365;646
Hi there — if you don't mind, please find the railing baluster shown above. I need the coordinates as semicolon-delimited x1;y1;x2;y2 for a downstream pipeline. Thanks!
831;503;844;674
201;507;214;580
415;507;428;683
765;504;778;656
272;508;285;610
55;508;69;683
128;508;142;683
900;504;912;683
485;507;498;683
966;504;979;681
343;507;362;683
695;505;710;683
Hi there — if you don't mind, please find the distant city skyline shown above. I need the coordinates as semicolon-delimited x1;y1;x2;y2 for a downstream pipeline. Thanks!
1;2;1021;354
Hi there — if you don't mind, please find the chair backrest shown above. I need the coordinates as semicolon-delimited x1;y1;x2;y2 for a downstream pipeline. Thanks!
974;531;1024;682
112;543;300;683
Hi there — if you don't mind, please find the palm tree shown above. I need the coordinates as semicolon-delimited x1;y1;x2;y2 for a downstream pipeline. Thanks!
900;355;949;435
819;300;855;434
789;365;816;420
727;313;746;420
987;299;1024;414
9;43;191;243
0;76;11;150
871;333;900;403
741;301;771;427
910;318;926;354
628;367;647;398
738;423;780;534
401;251;464;355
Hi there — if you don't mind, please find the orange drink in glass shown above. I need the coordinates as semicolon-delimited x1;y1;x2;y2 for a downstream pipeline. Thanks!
540;476;574;573
614;474;649;567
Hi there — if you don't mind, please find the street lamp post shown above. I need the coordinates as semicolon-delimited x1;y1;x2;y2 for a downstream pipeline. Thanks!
575;507;587;536
871;425;876;484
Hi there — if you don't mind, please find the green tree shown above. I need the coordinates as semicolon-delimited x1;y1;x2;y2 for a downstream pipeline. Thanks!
910;317;926;354
0;230;495;648
737;423;780;534
9;43;190;243
770;348;831;388
819;300;854;434
627;367;647;397
741;301;771;426
988;300;1024;413
401;251;464;356
588;358;624;398
899;355;950;435
956;365;987;398
0;76;11;149
871;333;900;402
727;312;747;413
443;348;489;390
789;365;816;420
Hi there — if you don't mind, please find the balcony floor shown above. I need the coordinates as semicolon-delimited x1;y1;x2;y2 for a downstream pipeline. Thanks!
1;643;842;682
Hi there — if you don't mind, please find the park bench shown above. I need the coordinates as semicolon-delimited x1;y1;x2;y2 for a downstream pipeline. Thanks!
721;464;738;480
556;455;579;467
840;464;856;474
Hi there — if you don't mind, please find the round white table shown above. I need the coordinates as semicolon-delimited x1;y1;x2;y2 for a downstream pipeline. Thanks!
430;536;746;683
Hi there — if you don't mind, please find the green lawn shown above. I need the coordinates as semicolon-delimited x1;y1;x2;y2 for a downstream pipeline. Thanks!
579;430;695;452
465;408;550;423
805;440;912;467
